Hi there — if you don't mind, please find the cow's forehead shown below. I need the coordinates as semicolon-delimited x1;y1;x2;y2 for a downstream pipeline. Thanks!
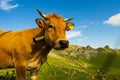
46;14;64;22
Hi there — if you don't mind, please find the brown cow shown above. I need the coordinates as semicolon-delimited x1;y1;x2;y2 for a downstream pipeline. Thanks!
0;9;74;80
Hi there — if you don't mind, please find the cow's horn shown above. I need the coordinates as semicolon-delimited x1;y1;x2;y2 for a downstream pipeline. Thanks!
36;9;47;19
64;18;74;22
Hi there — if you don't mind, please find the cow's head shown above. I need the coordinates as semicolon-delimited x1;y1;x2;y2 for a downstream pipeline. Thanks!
35;9;74;50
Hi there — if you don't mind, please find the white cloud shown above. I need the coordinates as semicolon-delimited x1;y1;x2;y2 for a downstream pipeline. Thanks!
66;31;82;39
103;13;120;26
0;0;19;11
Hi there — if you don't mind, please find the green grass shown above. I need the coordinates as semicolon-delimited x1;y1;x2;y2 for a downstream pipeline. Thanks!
38;57;88;80
0;69;16;80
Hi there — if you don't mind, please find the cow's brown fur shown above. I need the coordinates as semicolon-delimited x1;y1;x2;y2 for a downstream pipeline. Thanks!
0;11;74;80
0;30;5;34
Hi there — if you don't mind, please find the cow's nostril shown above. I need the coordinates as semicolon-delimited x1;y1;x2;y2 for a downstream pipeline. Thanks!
59;40;69;49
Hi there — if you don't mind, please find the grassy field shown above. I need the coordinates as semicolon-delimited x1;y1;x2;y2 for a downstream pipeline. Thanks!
0;45;120;80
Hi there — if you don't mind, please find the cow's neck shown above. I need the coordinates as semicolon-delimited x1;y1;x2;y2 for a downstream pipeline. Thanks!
29;28;52;61
27;28;52;71
32;28;45;42
31;41;52;59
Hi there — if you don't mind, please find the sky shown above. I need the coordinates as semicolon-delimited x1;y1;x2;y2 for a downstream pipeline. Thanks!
0;0;120;48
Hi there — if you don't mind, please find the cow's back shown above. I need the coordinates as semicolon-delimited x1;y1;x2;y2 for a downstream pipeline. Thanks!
0;30;14;68
0;30;6;35
0;31;19;50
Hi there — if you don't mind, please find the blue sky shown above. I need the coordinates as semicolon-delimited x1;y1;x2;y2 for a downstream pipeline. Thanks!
0;0;120;48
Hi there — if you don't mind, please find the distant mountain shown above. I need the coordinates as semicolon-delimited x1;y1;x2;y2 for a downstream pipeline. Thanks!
46;45;120;80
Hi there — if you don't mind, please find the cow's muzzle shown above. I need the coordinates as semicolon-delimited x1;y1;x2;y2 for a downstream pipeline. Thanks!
59;40;69;48
54;40;69;50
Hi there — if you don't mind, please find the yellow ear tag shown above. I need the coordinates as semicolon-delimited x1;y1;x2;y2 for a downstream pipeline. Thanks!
69;26;74;30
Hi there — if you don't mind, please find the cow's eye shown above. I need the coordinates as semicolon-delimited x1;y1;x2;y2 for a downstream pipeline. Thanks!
48;24;53;28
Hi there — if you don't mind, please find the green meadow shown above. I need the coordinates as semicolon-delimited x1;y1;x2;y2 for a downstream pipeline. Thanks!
0;45;120;80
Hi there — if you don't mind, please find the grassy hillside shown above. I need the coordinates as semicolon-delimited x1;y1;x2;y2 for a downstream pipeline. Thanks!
0;45;120;80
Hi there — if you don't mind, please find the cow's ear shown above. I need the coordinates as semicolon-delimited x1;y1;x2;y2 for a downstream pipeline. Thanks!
66;22;74;31
36;18;45;29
